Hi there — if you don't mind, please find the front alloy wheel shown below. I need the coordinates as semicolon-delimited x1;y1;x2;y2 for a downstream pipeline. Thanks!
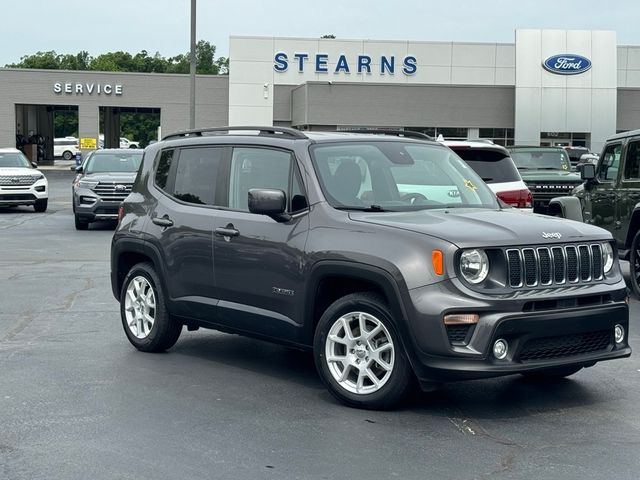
314;292;413;409
325;312;395;394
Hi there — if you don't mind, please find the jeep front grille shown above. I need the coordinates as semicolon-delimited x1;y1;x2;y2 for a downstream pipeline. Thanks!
506;244;603;288
0;175;37;186
94;182;133;202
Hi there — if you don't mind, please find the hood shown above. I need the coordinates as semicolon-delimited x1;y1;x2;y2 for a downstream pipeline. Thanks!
518;170;582;183
82;172;137;182
0;167;42;176
349;208;611;248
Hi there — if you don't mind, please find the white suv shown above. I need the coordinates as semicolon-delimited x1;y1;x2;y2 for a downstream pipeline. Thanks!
441;140;533;212
0;148;48;212
53;137;80;160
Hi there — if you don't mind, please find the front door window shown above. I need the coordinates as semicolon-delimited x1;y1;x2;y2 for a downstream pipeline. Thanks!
598;144;622;182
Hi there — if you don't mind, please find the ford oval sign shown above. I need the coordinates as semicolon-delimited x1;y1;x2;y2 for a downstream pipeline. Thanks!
543;54;592;75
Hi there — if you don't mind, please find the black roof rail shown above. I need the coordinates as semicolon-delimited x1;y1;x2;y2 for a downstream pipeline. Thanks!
338;129;434;141
162;126;308;141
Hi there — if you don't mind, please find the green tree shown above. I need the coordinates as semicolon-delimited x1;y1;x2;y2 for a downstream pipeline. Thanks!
6;41;229;75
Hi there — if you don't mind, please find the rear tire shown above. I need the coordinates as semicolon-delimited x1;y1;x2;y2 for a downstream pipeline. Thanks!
62;150;73;160
630;231;640;298
314;292;413;410
521;365;582;379
74;215;89;230
34;199;47;212
120;262;182;352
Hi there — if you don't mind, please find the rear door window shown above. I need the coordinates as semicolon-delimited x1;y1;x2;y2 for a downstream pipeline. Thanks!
173;147;224;206
452;148;520;184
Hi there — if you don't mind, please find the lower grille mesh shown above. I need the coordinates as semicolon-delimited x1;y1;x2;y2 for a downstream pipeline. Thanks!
518;331;612;361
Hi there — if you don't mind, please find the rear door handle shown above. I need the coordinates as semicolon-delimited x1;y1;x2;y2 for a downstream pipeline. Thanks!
214;227;240;237
152;216;174;228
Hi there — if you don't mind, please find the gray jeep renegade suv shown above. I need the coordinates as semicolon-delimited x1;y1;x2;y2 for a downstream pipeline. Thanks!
111;127;630;409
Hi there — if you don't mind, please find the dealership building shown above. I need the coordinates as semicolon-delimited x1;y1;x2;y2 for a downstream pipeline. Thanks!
1;29;640;158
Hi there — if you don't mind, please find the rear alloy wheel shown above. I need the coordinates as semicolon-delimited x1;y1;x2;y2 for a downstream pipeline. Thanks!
62;150;73;160
314;293;413;409
74;215;89;230
630;231;640;298
34;199;47;212
120;262;181;352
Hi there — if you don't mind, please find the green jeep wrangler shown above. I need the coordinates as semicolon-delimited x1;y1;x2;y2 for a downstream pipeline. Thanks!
550;129;640;296
508;146;583;214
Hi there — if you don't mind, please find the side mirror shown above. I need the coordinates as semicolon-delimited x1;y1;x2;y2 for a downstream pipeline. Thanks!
75;165;83;173
31;162;38;169
580;163;596;181
248;188;290;222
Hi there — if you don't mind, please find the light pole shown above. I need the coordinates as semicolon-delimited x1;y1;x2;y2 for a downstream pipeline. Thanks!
189;0;196;129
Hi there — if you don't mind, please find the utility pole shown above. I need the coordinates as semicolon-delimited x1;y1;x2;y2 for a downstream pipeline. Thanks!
189;0;196;129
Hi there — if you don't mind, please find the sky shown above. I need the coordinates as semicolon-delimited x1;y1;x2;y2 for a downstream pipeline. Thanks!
2;0;639;66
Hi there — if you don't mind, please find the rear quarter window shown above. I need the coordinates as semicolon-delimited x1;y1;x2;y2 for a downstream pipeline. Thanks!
451;148;521;184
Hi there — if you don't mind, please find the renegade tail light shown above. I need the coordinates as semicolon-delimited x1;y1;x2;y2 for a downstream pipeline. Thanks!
117;205;125;222
497;188;532;208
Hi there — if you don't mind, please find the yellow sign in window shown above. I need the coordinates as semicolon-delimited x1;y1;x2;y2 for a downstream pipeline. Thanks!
79;137;97;149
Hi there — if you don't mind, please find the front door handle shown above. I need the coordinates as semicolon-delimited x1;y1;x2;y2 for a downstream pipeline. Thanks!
214;227;240;237
152;216;174;228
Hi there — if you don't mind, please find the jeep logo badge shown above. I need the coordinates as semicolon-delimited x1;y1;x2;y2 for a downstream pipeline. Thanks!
542;232;562;239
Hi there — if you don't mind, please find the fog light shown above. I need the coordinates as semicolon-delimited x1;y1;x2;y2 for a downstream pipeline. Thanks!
493;339;508;360
614;324;625;344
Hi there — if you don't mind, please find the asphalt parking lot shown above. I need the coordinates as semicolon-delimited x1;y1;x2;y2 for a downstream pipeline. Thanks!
1;170;639;480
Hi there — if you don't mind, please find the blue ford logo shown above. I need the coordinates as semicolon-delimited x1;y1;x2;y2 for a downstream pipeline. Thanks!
543;54;591;75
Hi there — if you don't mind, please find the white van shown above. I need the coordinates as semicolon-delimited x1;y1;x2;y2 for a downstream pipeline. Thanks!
53;137;80;160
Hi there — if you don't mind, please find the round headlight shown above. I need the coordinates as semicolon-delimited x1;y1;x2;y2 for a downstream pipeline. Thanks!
602;242;614;273
460;249;489;284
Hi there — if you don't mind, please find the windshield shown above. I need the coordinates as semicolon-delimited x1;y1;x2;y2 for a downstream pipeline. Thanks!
310;141;499;211
509;148;571;171
85;152;143;174
0;152;31;168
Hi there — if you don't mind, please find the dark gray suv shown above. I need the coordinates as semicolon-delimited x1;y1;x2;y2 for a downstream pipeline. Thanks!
73;149;143;230
111;127;630;409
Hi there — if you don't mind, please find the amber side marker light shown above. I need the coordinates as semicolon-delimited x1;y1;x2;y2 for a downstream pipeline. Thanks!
432;250;444;275
443;313;480;325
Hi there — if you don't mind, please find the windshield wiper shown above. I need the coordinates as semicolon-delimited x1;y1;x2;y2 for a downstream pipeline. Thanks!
335;204;390;212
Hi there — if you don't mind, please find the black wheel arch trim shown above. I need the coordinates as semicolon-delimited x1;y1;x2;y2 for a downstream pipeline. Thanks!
111;237;169;304
303;259;422;372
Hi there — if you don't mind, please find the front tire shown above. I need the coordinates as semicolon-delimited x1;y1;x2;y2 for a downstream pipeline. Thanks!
34;199;47;212
120;262;182;352
314;292;413;409
74;215;89;230
630;231;640;298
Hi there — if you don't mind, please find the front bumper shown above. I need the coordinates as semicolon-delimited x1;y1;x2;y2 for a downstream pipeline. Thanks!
73;187;121;222
0;179;48;206
404;279;631;384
